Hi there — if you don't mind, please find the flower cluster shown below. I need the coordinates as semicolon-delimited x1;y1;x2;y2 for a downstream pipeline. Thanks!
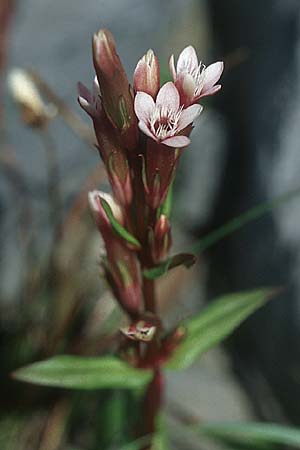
78;29;223;325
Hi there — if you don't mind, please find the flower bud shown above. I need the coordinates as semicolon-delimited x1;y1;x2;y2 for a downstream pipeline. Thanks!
107;151;133;207
149;214;172;263
89;190;124;225
78;81;133;207
88;191;142;317
145;139;181;209
92;29;138;149
133;49;160;98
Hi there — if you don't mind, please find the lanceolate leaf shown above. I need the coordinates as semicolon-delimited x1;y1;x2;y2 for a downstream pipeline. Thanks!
100;198;141;250
166;288;276;370
143;253;196;280
119;435;152;450
160;180;174;218
13;355;152;390
197;422;300;449
190;186;300;254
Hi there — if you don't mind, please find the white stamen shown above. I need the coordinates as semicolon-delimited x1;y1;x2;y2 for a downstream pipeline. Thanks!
181;61;206;96
148;104;183;140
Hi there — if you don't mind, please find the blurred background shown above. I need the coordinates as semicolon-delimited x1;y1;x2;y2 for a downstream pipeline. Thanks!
2;0;300;449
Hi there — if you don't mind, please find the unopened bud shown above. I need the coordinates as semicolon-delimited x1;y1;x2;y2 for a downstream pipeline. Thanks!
8;68;57;128
88;190;124;227
146;172;161;210
133;49;160;98
115;260;142;316
92;29;137;148
145;139;180;209
150;214;172;263
107;153;133;207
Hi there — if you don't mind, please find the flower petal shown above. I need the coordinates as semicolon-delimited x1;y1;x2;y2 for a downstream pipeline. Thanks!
134;91;155;122
169;54;176;81
156;82;180;111
78;96;95;116
138;120;157;141
77;82;92;103
133;60;147;91
93;76;101;96
177;104;203;131
200;84;222;98
162;135;190;148
177;46;198;74
202;61;224;93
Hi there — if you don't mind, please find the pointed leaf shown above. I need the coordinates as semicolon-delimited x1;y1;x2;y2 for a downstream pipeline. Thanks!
197;422;300;449
190;186;300;254
143;253;196;280
13;355;152;390
166;288;277;370
100;198;141;249
160;180;174;218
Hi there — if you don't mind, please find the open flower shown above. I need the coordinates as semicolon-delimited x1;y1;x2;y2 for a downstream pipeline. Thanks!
134;81;202;148
169;46;224;106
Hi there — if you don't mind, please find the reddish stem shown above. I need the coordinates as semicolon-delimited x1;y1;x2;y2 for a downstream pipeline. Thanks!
143;277;156;313
142;368;164;438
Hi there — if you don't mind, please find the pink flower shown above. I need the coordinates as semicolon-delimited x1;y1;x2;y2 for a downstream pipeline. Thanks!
169;46;224;106
134;81;202;148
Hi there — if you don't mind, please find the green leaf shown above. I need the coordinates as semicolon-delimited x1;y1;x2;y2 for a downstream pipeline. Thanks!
160;180;174;218
197;422;300;449
13;355;152;390
100;198;141;250
143;253;196;280
152;414;170;450
190;186;300;254
118;435;152;450
166;288;276;370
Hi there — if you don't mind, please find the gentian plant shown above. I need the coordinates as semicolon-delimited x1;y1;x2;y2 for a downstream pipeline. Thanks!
14;29;277;449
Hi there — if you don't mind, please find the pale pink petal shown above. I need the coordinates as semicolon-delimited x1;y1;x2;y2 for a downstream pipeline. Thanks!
199;84;222;98
169;54;176;80
202;61;224;93
162;135;190;148
177;46;198;74
156;82;180;110
93;76;101;96
138;120;157;141
182;73;197;99
77;82;92;103
177;104;203;131
134;54;159;98
134;91;155;122
78;96;95;116
133;60;147;92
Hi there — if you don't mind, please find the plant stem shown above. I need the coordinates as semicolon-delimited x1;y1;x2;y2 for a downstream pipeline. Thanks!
143;277;156;313
142;368;164;441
